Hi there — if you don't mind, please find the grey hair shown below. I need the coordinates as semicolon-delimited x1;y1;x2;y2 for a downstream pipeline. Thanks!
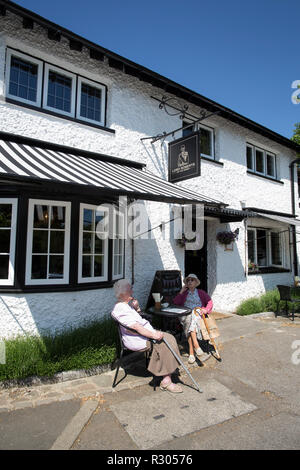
114;279;131;299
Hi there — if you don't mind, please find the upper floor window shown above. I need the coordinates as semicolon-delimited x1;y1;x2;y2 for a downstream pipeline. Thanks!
0;199;18;285
246;144;276;179
5;49;43;107
5;48;107;127
183;122;215;159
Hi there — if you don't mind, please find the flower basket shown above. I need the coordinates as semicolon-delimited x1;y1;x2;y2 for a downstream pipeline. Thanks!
216;229;238;245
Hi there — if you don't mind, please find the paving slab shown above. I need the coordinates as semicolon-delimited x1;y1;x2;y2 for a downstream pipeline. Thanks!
108;379;257;449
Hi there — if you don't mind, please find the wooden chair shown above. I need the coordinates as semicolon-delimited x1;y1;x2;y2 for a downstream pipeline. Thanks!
276;285;300;321
112;319;154;388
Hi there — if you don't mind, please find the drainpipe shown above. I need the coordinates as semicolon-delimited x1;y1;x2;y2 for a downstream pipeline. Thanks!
289;158;300;276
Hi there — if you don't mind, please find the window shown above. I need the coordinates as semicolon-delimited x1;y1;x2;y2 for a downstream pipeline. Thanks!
183;122;215;159
43;64;76;117
5;48;107;127
0;199;17;285
246;143;276;179
77;77;106;126
25;200;71;285
5;49;42;106
247;227;284;270
78;204;109;283
112;210;125;280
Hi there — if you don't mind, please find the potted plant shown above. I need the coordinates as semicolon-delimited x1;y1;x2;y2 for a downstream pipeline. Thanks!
216;229;239;245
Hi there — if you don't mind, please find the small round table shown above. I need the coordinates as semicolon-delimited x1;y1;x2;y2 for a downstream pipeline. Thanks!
147;305;191;333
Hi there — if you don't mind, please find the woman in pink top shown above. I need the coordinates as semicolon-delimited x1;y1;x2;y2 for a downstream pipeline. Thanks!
173;273;213;364
112;279;183;393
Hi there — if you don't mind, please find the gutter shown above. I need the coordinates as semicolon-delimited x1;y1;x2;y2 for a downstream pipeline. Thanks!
289;158;300;276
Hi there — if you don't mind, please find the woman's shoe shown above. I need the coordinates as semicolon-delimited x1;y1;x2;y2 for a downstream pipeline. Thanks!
188;354;196;364
195;347;204;356
160;382;183;393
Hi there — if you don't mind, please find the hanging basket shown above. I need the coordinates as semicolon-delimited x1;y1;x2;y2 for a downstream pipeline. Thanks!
216;229;238;245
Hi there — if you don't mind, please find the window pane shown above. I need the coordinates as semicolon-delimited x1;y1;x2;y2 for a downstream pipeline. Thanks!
83;232;93;254
0;204;12;227
257;229;267;266
255;149;264;173
83;209;93;231
94;235;103;254
49;256;64;278
247;230;255;264
247;146;253;170
80;83;102;122
0;255;9;279
267;154;275;177
47;71;72;112
82;255;92;277
9;56;38;102
32;230;48;253
94;255;103;277
200;128;212;156
271;232;282;265
51;206;65;229
50;231;65;253
31;255;47;279
0;229;10;253
34;205;49;228
114;255;119;276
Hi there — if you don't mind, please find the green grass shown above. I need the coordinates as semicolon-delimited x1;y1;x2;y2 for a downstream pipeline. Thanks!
0;316;119;382
236;287;300;316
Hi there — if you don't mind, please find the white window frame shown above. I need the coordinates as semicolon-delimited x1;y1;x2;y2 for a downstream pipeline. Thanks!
247;143;277;179
112;209;125;281
76;76;106;126
247;227;284;269
25;199;71;285
199;124;215;159
0;198;18;286
43;63;76;117
5;49;43;107
246;144;254;170
78;203;109;283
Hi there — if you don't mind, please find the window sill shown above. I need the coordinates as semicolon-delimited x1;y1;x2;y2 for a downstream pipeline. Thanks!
5;98;115;134
247;170;283;184
248;267;290;275
0;281;116;294
201;156;224;166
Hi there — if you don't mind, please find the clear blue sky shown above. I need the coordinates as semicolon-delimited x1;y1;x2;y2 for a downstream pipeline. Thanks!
12;0;300;139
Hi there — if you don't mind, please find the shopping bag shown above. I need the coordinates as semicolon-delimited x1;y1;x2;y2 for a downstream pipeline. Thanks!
193;307;220;340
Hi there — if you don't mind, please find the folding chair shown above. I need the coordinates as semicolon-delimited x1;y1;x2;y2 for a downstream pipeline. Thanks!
276;285;300;321
112;319;154;388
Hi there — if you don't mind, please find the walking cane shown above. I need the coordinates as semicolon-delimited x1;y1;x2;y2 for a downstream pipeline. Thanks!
162;336;203;393
196;309;221;360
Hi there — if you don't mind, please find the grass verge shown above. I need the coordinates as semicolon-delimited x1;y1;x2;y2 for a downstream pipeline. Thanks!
0;316;119;382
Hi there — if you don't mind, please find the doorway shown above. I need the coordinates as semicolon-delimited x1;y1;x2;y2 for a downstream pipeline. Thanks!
184;221;207;291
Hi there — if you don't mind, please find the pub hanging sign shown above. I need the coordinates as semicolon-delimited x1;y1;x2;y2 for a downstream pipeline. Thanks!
168;131;200;183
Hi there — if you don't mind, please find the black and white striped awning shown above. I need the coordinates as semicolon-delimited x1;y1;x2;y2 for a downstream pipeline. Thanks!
0;136;224;206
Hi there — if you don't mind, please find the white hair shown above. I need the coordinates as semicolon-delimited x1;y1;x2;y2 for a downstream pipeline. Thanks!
114;279;131;299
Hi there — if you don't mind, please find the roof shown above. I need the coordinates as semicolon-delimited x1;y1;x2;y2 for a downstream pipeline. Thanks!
0;132;224;206
1;0;300;154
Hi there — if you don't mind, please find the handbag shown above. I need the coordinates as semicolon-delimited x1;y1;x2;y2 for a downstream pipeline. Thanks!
193;307;220;340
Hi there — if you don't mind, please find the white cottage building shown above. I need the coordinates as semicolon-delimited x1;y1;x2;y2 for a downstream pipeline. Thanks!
0;0;300;339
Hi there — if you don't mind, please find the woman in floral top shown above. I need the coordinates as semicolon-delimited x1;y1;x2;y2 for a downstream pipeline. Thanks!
173;273;213;364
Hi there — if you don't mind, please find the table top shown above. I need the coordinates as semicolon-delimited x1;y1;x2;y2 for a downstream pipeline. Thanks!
147;305;191;318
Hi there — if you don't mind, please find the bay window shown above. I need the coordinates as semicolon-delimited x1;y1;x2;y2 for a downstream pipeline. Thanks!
247;227;284;270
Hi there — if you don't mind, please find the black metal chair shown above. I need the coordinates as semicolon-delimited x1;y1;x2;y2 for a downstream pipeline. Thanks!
276;285;300;321
112;319;154;388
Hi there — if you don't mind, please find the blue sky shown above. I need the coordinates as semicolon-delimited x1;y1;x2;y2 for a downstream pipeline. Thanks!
12;0;300;139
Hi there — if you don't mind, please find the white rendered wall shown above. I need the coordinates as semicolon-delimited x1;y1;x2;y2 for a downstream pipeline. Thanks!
0;11;298;336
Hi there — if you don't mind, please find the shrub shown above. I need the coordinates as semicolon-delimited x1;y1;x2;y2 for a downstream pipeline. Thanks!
236;289;280;316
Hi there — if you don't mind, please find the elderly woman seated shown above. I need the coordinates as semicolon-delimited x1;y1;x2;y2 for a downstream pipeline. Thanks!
111;279;183;393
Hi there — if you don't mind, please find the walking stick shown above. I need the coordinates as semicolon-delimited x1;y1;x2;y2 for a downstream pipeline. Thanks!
198;311;221;360
162;336;203;393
